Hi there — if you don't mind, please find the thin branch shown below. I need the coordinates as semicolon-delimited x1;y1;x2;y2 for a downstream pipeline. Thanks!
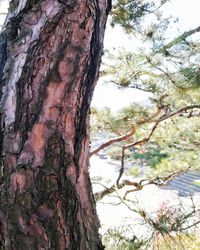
139;168;189;186
94;179;140;201
94;169;187;201
157;25;200;54
116;104;200;184
90;128;136;156
159;105;200;122
180;220;200;231
146;56;181;88
123;168;189;199
110;80;153;93
90;95;167;156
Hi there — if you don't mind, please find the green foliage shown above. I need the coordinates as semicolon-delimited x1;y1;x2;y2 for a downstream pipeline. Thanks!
102;0;200;95
127;166;140;177
102;226;146;250
104;230;200;250
107;146;132;161
103;50;163;93
193;180;200;187
116;103;150;127
146;116;200;173
132;145;168;169
112;0;151;31
90;107;115;133
107;146;122;160
103;230;200;250
102;206;200;250
111;0;169;33
179;67;200;88
91;105;200;175
152;234;200;250
91;104;151;137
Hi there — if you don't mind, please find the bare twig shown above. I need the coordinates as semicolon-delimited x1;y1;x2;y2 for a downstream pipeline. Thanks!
123;168;189;199
157;25;200;54
94;168;187;201
146;56;181;88
90;128;136;156
94;179;140;201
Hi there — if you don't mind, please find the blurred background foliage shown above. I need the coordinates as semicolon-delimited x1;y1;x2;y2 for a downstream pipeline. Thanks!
91;0;200;248
91;0;200;177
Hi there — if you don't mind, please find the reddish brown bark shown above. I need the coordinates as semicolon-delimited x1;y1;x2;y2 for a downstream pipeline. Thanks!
0;0;111;249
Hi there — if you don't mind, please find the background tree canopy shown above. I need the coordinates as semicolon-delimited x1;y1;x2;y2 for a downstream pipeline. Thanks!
91;0;200;176
90;1;200;248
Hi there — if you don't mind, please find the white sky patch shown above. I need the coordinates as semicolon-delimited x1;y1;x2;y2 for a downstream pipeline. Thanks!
165;0;200;30
0;0;9;29
104;22;137;52
92;77;151;112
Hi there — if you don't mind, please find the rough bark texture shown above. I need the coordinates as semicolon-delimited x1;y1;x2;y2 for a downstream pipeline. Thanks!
0;0;111;249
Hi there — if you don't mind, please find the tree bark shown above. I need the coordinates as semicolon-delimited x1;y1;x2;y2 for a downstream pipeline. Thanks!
0;0;111;249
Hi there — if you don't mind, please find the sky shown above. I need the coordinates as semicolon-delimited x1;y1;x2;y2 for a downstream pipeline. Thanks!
91;0;200;112
0;0;8;27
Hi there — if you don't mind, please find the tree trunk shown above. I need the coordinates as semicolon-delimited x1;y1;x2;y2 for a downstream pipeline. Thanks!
0;0;111;249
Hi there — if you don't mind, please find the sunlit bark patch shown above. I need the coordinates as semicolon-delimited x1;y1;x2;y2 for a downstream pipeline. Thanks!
10;172;27;193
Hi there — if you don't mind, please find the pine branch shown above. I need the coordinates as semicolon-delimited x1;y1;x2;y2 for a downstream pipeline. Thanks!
116;104;200;184
158;25;200;54
90;96;166;156
90;128;136;156
94;168;187;201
